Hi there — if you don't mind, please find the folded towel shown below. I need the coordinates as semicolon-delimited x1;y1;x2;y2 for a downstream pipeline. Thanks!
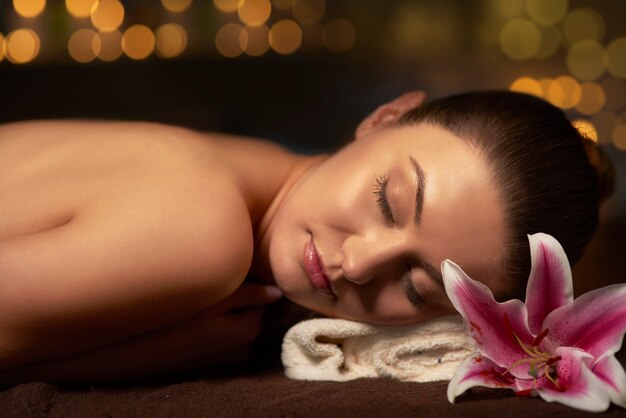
281;315;473;382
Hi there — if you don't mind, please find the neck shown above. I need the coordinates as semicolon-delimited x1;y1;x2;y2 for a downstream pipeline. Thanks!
251;153;328;283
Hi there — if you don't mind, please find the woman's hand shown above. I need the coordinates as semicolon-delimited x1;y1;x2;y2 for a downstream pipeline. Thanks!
198;283;284;364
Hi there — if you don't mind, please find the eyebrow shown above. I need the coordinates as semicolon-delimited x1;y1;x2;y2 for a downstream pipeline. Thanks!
409;156;426;226
408;157;444;288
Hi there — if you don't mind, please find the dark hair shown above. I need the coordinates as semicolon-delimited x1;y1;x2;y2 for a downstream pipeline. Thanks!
398;90;614;300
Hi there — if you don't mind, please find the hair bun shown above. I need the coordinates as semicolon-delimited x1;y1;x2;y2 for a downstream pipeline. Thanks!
581;137;615;204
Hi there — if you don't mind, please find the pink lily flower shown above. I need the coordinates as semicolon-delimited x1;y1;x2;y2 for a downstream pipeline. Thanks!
444;233;626;412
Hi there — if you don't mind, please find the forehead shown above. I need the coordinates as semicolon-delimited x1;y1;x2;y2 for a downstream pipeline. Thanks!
384;124;508;290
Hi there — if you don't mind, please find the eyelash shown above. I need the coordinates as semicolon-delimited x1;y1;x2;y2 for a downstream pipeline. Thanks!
403;265;426;310
374;174;395;224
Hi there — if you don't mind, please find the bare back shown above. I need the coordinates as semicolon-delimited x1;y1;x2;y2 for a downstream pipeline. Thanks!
0;120;299;371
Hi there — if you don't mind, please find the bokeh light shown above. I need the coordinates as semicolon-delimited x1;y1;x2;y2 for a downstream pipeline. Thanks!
591;110;619;144
68;28;100;63
562;8;605;46
13;0;46;18
65;0;97;18
600;78;626;110
161;0;192;13
0;34;5;62
576;82;605;115
5;29;41;64
272;0;292;10
238;0;272;27
499;19;541;60
572;119;598;143
489;0;524;19
566;40;606;80
91;0;125;32
213;0;239;13
155;23;187;58
606;37;626;79
322;19;355;53
525;0;568;26
243;25;270;56
546;75;581;109
534;25;561;59
122;25;155;60
269;19;302;55
96;29;123;61
510;76;543;97
292;0;325;25
215;23;246;57
612;125;626;151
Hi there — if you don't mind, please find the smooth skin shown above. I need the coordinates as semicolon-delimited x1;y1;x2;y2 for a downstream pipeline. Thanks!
0;91;506;383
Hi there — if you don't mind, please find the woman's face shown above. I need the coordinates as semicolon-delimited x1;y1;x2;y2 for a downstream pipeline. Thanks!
268;123;507;324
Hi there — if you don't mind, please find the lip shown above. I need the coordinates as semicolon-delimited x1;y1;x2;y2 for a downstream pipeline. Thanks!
303;237;334;295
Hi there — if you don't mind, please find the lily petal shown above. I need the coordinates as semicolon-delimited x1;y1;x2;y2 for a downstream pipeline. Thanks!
543;284;626;360
447;355;516;403
443;260;534;376
592;354;626;408
538;348;611;413
525;233;574;335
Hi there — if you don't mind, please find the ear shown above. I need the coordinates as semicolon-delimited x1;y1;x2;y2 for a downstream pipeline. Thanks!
355;91;426;139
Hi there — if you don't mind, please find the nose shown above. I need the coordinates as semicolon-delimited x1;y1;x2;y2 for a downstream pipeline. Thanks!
341;232;408;285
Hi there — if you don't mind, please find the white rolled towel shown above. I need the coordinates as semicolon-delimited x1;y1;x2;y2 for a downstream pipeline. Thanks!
281;315;473;382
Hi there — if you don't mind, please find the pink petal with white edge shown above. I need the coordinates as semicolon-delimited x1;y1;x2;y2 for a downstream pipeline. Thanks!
592;354;626;408
538;348;611;412
447;354;516;403
525;233;574;335
543;284;626;361
443;260;534;376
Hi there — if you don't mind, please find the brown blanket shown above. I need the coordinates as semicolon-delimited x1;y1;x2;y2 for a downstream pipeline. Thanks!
1;341;624;417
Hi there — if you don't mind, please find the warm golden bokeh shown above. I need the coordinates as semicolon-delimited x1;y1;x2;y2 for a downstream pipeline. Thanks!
591;110;619;144
0;34;5;62
91;0;125;32
155;23;187;58
600;78;626;110
562;8;605;46
13;0;46;18
68;28;100;63
269;19;302;54
510;76;543;97
65;0;97;18
5;28;40;64
567;40;606;81
534;25;561;59
576;82;606;115
161;0;192;13
525;0;568;26
96;29;123;61
213;0;239;13
612;125;626;150
271;0;292;10
292;0;325;25
243;25;270;56
607;37;626;79
499;18;541;60
238;0;272;27
122;25;155;60
546;75;581;109
215;23;246;57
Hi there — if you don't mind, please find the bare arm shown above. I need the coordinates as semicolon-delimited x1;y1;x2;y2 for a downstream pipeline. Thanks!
0;283;282;386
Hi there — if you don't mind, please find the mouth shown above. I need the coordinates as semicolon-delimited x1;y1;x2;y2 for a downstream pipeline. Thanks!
303;237;335;296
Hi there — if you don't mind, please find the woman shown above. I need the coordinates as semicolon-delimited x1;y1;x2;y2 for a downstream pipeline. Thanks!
0;90;612;383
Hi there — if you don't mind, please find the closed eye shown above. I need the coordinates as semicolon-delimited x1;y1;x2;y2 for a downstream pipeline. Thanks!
374;174;395;224
403;268;426;310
